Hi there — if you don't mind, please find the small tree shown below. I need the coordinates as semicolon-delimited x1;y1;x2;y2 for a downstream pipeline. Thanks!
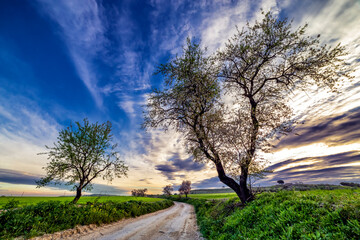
340;182;360;188
36;118;128;203
163;185;174;196
277;180;285;185
131;188;148;197
179;180;191;198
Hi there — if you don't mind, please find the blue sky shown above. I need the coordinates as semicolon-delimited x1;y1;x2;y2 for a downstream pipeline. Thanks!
0;0;359;196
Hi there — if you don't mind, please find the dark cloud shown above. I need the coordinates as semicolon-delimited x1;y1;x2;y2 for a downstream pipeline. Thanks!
158;150;360;187
138;178;152;184
155;153;206;180
192;176;224;189
276;107;360;149
83;184;128;195
158;151;360;188
0;168;128;195
0;169;39;185
171;155;205;172
155;165;177;180
268;151;360;171
261;151;360;185
263;166;360;185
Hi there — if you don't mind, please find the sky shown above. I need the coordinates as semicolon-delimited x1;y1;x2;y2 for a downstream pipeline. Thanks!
0;0;359;196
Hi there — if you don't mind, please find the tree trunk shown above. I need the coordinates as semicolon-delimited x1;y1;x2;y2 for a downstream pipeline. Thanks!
240;165;252;202
72;187;82;204
215;160;251;204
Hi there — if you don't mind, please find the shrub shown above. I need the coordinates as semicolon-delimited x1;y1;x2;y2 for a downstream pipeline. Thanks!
3;198;20;209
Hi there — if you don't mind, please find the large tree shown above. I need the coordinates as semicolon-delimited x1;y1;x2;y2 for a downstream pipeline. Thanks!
143;12;350;204
216;11;350;202
37;118;128;203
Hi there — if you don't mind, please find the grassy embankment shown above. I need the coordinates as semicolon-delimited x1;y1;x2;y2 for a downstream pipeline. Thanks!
190;193;237;199
172;189;360;239
0;196;173;239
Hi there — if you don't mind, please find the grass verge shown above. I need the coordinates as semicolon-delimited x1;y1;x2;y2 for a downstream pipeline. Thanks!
0;199;173;239
0;196;163;209
170;189;360;240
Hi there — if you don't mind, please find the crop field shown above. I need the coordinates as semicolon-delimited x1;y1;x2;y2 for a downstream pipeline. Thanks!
189;193;237;199
0;196;162;209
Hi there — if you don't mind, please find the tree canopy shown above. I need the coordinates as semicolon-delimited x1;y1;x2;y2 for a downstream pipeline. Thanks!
131;188;148;197
163;185;174;196
37;118;128;203
179;180;191;198
143;11;350;204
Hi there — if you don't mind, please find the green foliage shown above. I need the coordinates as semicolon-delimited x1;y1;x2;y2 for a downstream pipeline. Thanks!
179;180;191;197
0;196;163;209
190;193;237;199
3;198;20;210
131;188;148;197
0;199;173;239
171;189;360;240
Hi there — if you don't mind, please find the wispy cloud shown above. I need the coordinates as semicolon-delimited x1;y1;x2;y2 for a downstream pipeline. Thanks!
0;90;59;174
35;0;107;107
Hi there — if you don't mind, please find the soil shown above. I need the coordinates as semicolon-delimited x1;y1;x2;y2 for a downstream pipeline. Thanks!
32;202;203;240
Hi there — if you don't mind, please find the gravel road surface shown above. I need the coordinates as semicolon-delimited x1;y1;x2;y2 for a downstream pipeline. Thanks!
34;201;203;240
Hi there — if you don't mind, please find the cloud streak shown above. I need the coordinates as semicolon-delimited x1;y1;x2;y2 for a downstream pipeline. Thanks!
155;153;206;180
276;107;360;149
0;168;128;195
35;0;107;107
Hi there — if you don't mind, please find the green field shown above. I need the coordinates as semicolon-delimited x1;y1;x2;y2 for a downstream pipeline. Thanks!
0;195;162;209
189;192;237;199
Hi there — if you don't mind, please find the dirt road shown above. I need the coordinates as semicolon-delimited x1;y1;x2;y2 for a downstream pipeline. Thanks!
35;202;203;240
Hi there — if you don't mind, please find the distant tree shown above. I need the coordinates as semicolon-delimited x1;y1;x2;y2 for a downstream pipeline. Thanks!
277;180;285;185
131;188;148;197
143;12;350;204
179;180;191;198
340;182;360;187
36;118;128;204
163;185;174;196
247;161;273;193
